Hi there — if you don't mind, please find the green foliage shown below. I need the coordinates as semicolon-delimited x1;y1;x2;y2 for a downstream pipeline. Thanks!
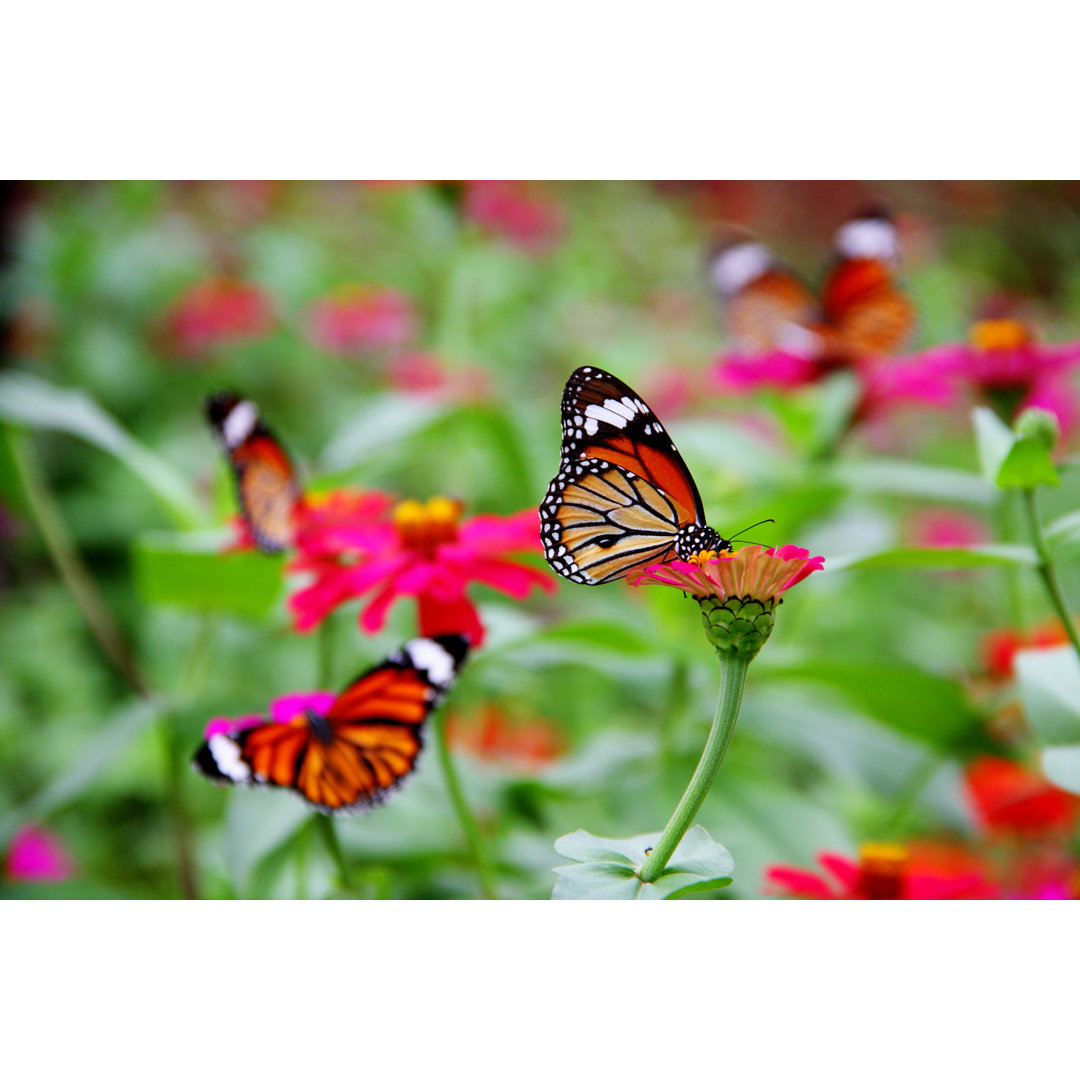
552;826;734;899
1015;646;1080;795
973;406;1059;489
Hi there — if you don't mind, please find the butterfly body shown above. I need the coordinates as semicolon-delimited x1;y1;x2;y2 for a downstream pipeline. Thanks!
540;366;726;585
710;207;914;361
192;634;469;815
205;390;301;552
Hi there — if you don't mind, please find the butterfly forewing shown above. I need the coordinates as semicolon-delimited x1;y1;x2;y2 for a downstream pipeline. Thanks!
191;634;469;815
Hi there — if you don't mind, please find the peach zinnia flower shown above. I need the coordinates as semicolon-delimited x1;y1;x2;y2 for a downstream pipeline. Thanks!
289;495;554;646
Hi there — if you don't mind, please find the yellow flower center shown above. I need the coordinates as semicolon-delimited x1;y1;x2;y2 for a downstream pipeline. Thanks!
393;495;462;554
687;548;735;567
969;318;1032;352
855;842;909;900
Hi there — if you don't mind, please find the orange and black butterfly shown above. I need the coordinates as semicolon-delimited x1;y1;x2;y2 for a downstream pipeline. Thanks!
540;366;727;585
192;634;469;814
708;206;915;360
205;390;301;552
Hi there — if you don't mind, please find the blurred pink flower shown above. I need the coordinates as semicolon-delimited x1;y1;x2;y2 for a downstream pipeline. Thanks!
906;509;989;549
911;319;1080;437
163;276;274;356
627;544;824;603
852;355;959;422
288;495;554;646
204;690;336;738
463;181;564;251
4;824;74;883
386;351;490;402
308;285;417;354
711;350;822;393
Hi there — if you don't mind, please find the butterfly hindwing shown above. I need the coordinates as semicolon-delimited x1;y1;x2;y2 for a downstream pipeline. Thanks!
205;390;301;552
192;634;469;815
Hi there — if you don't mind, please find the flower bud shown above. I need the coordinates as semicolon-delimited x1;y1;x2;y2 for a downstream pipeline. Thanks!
1015;407;1060;451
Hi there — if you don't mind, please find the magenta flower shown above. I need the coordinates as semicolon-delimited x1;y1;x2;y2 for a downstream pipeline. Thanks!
627;544;824;603
910;319;1080;437
385;351;490;402
4;824;74;883
204;690;336;738
308;284;417;354
288;495;555;646
463;181;564;251
906;509;989;549
162;276;274;357
711;350;823;393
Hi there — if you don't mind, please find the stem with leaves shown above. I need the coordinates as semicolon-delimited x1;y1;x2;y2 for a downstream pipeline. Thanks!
639;653;749;883
1022;486;1080;663
432;711;497;899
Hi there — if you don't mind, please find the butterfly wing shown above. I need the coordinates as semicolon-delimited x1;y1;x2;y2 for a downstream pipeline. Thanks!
192;635;469;815
819;209;915;357
541;366;717;585
205;390;301;552
709;240;818;354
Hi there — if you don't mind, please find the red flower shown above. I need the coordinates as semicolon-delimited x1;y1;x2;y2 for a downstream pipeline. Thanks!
447;706;565;771
980;620;1073;681
386;351;490;402
288;494;554;646
906;509;989;549
765;842;999;900
463;181;564;251
4;824;74;883
965;757;1079;835
307;284;417;354
162;276;273;356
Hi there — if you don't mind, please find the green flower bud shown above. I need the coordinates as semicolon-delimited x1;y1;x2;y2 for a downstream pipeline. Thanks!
1015;407;1060;451
699;594;777;660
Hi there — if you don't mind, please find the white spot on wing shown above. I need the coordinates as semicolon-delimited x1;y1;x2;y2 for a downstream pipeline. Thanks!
584;403;628;429
209;734;251;781
404;638;456;688
221;400;258;449
605;398;636;422
584;417;599;436
710;242;772;296
834;218;897;262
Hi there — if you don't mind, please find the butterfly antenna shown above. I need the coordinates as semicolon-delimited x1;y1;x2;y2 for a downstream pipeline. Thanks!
726;518;775;542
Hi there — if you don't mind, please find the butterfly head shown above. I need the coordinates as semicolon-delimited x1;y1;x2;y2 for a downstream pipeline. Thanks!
304;708;334;745
675;523;730;563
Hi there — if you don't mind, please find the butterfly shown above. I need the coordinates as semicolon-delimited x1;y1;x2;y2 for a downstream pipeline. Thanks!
708;206;915;361
192;634;470;814
540;366;727;585
205;390;302;552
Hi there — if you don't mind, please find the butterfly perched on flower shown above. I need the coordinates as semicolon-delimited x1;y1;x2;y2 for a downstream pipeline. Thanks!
192;634;470;814
205;390;301;552
708;206;915;361
540;366;727;585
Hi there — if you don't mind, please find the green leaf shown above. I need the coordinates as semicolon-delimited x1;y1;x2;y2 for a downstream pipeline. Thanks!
0;700;156;846
827;543;1039;572
996;436;1060;488
1015;645;1080;745
763;658;980;745
0;372;204;528
224;789;311;896
1041;746;1080;796
552;825;734;900
837;459;993;505
319;393;447;470
133;532;284;619
973;406;1015;483
1045;509;1080;551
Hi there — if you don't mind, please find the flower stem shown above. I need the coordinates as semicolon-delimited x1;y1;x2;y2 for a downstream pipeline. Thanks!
996;490;1028;628
432;711;497;899
639;653;750;883
7;428;147;696
1021;487;1080;663
314;814;352;893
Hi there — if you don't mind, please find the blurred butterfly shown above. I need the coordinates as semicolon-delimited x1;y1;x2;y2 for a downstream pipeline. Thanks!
540;366;728;585
708;206;915;360
192;634;469;815
205;390;301;552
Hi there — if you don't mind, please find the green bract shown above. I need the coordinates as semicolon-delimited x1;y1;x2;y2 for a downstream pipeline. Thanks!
699;595;777;660
552;826;734;900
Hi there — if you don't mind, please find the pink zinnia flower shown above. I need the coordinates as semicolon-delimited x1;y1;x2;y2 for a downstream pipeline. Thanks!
463;181;564;251
162;276;274;357
308;284;417;354
906;509;989;549
4;824;74;883
288;495;555;646
204;689;336;738
711;350;823;394
911;319;1080;437
386;351;490;402
765;843;999;900
627;544;824;602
